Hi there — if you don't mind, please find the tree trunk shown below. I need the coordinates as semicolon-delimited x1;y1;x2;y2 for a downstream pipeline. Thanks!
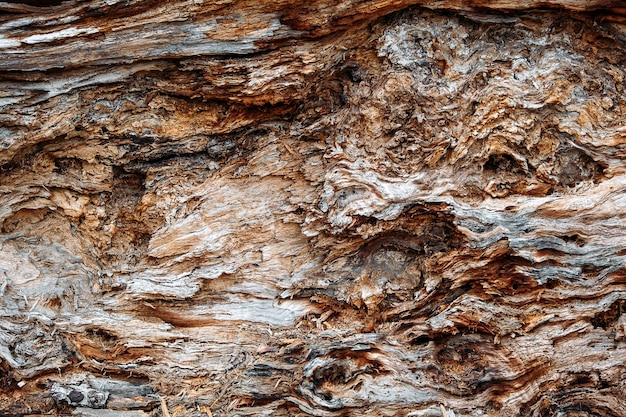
1;1;626;416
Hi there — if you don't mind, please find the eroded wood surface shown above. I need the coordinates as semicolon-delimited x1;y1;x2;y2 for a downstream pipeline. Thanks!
1;0;626;416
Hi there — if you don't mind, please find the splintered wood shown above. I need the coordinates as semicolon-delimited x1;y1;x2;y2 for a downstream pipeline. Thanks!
1;0;626;416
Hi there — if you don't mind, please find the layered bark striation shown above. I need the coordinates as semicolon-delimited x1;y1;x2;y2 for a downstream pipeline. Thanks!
1;1;626;416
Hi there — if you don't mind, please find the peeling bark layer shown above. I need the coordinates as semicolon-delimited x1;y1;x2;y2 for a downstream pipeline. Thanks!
1;1;626;416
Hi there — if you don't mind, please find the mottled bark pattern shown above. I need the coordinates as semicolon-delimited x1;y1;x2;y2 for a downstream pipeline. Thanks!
1;1;626;416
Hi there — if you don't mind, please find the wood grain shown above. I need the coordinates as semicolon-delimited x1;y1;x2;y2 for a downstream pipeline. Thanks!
1;0;626;416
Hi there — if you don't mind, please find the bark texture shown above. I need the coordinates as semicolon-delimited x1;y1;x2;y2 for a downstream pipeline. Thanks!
1;1;626;416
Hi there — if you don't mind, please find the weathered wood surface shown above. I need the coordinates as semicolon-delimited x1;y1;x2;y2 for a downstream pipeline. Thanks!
1;0;626;416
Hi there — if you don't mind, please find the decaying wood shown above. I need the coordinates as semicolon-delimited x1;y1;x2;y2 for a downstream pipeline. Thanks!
1;0;626;416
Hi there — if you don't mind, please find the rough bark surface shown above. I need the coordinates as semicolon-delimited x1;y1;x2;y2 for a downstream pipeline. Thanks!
1;1;626;416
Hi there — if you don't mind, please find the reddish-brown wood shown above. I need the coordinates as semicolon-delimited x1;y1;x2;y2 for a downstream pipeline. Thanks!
1;1;626;416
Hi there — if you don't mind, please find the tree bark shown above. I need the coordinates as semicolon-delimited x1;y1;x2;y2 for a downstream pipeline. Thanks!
1;1;626;416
